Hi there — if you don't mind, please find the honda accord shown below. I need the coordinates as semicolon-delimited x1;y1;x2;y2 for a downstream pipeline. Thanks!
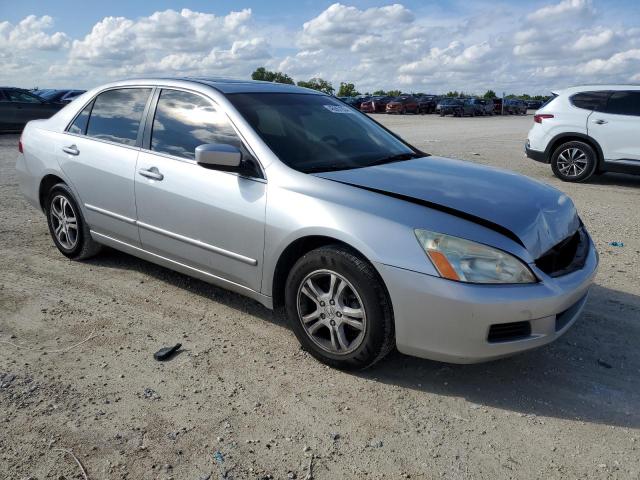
16;78;598;369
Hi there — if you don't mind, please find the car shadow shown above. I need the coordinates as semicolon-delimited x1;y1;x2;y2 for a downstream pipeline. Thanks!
84;246;285;326
87;249;639;429
586;171;640;188
358;284;640;429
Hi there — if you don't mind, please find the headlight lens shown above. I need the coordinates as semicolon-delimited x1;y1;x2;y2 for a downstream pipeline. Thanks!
415;229;536;284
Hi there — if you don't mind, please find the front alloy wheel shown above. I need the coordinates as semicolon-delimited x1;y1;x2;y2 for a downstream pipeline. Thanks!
285;245;394;369
297;270;366;355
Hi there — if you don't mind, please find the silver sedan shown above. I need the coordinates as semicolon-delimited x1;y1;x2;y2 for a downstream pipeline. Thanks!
16;78;598;369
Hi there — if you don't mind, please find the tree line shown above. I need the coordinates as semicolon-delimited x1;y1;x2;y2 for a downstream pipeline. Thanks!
251;67;550;101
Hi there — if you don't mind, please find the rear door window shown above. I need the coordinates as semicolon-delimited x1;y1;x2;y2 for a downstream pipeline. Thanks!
86;88;151;146
150;89;242;160
570;91;610;111
604;91;640;116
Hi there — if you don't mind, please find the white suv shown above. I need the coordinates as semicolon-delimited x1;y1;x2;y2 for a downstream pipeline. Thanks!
526;85;640;182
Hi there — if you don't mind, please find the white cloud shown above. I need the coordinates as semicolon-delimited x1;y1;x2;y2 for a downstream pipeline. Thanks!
527;0;594;23
2;1;639;94
299;3;413;49
0;15;69;51
577;48;640;75
571;29;615;51
48;8;267;82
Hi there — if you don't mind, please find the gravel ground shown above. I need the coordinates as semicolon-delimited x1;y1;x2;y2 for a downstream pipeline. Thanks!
1;114;639;480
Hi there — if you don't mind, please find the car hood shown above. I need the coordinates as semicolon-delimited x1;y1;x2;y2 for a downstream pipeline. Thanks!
313;156;580;259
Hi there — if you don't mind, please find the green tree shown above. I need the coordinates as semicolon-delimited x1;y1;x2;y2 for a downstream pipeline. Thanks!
297;78;334;95
483;89;497;99
445;90;460;97
372;89;386;96
337;82;359;97
251;67;295;85
386;89;401;97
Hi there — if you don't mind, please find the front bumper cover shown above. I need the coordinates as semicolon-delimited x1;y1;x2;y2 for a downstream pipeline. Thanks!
375;233;598;363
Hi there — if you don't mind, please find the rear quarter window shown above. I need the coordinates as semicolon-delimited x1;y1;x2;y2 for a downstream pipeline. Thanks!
570;91;610;111
68;101;94;135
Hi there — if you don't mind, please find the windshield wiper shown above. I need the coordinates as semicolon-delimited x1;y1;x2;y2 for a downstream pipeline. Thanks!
368;152;425;167
303;152;426;173
302;164;358;173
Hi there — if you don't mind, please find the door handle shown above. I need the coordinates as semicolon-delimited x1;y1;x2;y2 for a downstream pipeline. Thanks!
138;167;164;181
62;145;79;155
593;119;608;125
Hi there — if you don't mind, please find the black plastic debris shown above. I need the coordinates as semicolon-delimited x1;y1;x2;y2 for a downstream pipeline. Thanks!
153;343;182;361
597;358;613;369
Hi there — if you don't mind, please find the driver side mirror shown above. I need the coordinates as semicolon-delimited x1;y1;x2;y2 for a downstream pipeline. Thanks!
195;144;242;169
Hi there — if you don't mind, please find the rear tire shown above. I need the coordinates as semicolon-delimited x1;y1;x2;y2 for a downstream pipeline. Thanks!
285;245;394;370
45;183;102;260
551;141;597;182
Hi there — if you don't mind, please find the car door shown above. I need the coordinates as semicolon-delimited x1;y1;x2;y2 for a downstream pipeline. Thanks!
0;90;16;130
134;88;266;292
588;90;640;162
57;87;152;244
5;89;57;127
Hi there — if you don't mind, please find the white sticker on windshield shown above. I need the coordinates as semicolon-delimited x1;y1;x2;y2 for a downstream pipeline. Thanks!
323;104;355;114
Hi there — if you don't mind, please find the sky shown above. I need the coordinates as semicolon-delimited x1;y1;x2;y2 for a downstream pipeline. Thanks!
1;0;639;95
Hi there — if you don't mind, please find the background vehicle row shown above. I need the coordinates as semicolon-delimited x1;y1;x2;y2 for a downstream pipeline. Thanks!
0;87;86;132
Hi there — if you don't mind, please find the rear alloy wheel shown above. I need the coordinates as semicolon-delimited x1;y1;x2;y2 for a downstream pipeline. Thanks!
551;141;597;182
285;246;394;370
46;183;102;260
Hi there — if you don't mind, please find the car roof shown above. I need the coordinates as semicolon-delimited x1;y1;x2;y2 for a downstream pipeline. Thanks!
554;84;640;95
87;77;325;95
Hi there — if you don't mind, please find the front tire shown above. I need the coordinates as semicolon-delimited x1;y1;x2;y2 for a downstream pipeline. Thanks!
45;183;102;260
285;246;394;370
551;141;597;182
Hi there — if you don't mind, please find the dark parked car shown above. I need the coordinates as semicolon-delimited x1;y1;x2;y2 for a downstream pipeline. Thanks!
360;96;392;113
466;98;494;116
490;97;503;114
0;87;64;132
337;96;358;107
504;99;527;115
438;98;475;117
478;98;495;115
526;100;543;110
385;95;419;114
33;89;86;104
416;95;437;114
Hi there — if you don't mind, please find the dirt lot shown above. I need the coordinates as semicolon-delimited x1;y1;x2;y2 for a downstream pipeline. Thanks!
1;114;639;480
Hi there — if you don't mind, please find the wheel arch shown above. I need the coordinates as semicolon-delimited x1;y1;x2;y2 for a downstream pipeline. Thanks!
270;235;390;310
545;133;604;170
38;174;67;211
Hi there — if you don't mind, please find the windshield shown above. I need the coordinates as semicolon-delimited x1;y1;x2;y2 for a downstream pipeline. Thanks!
227;93;422;173
33;89;54;99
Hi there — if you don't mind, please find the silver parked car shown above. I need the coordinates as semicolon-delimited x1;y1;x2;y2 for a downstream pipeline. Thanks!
16;78;598;369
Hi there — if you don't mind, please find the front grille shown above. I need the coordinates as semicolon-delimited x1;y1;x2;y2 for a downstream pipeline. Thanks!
535;227;588;277
488;321;532;343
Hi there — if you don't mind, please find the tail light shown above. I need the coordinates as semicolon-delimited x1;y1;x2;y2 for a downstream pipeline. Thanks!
534;114;554;123
18;135;23;153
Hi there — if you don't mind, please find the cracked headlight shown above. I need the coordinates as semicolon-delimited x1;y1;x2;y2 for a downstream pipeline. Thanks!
415;229;536;284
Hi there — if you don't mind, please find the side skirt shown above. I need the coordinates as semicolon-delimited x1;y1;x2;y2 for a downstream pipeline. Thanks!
90;231;273;309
